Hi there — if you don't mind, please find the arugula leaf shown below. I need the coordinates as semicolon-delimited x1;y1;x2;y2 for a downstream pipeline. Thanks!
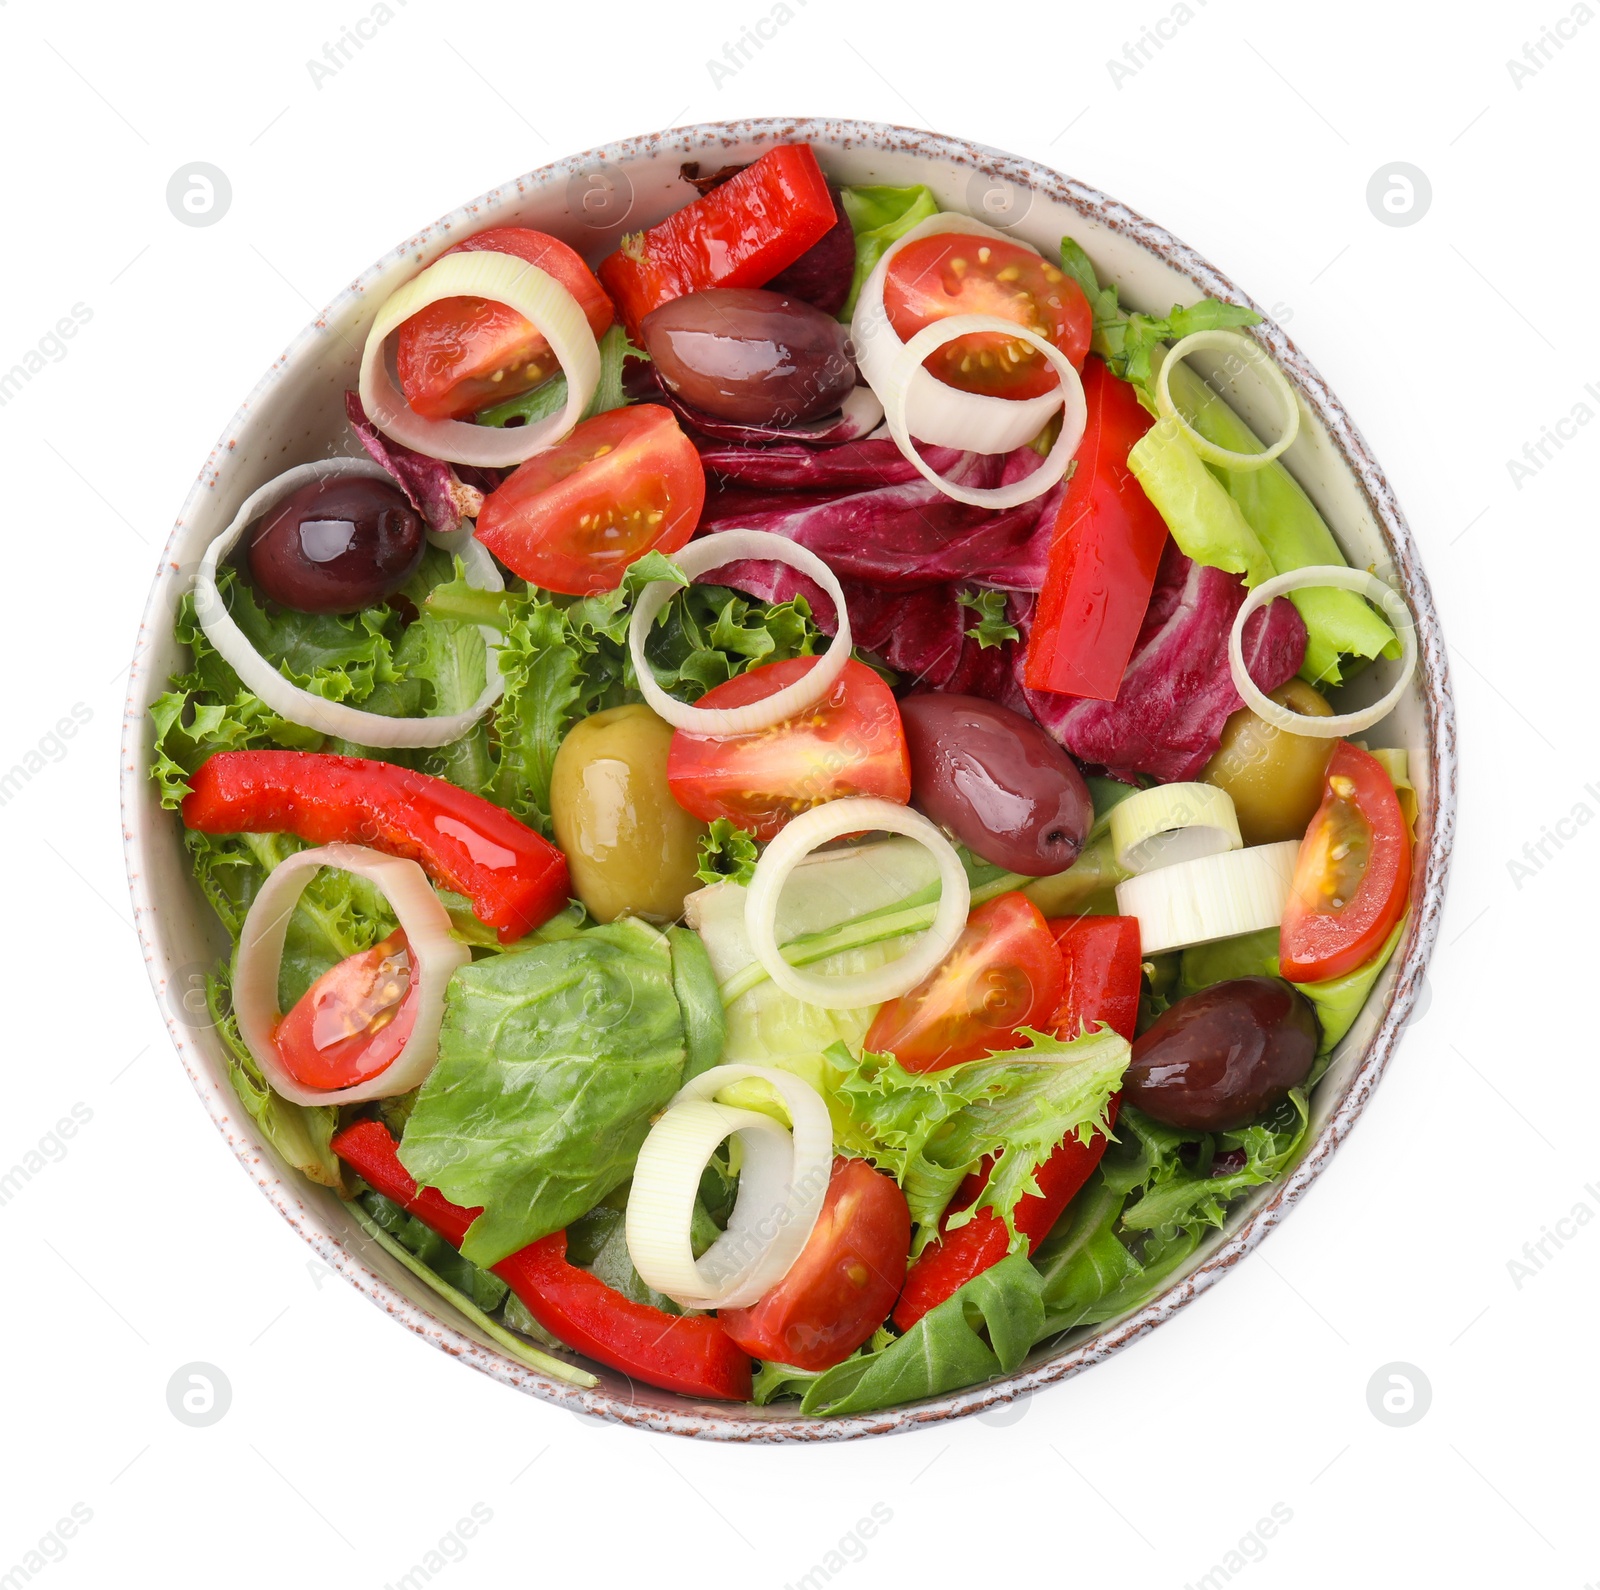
397;918;687;1266
829;1028;1128;1253
695;818;759;889
956;588;1021;650
798;1254;1045;1417
1032;1092;1310;1331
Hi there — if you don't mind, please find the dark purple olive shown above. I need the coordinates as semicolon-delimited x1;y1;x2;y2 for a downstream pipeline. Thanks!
899;693;1092;876
640;288;855;426
1125;978;1318;1132
248;476;425;614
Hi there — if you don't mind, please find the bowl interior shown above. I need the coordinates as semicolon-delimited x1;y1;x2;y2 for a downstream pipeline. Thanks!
121;118;1451;1441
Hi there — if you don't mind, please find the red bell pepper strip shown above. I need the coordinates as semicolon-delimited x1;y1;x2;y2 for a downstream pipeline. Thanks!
598;145;837;338
181;751;569;944
891;914;1143;1330
1023;357;1169;702
332;1121;752;1402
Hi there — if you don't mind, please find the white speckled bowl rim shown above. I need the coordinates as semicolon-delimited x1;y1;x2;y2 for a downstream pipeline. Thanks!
121;118;1455;1442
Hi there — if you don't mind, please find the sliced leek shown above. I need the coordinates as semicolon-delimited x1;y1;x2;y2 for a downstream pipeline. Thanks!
194;460;506;748
358;249;601;468
625;1064;832;1310
1229;567;1416;739
1115;840;1300;954
1109;783;1242;874
745;798;970;1010
1154;328;1300;473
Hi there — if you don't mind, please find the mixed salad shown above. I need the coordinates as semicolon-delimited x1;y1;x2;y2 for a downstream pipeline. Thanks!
152;143;1420;1415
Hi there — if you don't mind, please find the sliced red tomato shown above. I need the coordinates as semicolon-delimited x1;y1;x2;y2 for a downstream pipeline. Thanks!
666;656;910;841
475;404;703;594
1280;741;1411;983
274;930;416;1091
395;227;614;421
863;892;1066;1073
718;1156;910;1372
882;234;1092;401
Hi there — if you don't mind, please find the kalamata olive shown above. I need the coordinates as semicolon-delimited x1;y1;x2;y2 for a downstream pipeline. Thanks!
640;288;855;426
1125;977;1318;1131
550;704;708;924
248;476;425;614
1202;679;1335;845
899;693;1092;876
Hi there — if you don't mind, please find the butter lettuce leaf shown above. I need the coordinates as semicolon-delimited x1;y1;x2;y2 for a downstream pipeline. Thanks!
397;918;687;1266
838;184;940;318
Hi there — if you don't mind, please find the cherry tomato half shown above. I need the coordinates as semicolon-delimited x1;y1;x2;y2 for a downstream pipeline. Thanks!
666;656;910;842
476;404;704;595
395;227;615;421
883;234;1092;401
864;892;1066;1073
718;1156;910;1372
1280;741;1411;984
274;931;416;1092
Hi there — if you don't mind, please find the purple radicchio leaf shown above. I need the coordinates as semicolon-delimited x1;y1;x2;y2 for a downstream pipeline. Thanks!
344;390;492;536
765;188;856;317
1017;541;1308;783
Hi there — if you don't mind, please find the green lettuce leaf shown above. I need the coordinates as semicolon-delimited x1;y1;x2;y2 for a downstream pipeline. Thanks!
957;587;1021;649
150;549;491;807
667;924;726;1081
829;1028;1128;1252
1162;359;1398;686
204;969;343;1190
695;818;759;889
798;1254;1045;1417
838;184;941;318
397;918;687;1266
1128;415;1275;588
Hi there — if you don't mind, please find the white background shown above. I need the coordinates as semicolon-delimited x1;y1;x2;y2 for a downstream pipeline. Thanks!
0;0;1592;1585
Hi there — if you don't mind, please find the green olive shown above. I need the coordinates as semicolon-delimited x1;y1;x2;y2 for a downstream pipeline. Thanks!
1201;679;1335;845
550;704;708;924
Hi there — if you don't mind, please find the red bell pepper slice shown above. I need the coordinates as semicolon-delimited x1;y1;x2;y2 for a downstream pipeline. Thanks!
332;1121;752;1402
1023;358;1169;702
598;145;836;338
181;751;569;944
891;914;1143;1330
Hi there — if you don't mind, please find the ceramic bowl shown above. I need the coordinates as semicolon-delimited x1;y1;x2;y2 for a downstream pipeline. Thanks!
121;117;1455;1441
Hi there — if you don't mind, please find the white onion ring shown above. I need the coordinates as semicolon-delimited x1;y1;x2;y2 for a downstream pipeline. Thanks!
745;798;970;1010
1155;328;1300;473
625;1064;832;1309
233;842;470;1106
852;212;1066;455
358;250;600;468
1230;566;1416;738
881;314;1087;510
194;460;506;748
628;530;854;735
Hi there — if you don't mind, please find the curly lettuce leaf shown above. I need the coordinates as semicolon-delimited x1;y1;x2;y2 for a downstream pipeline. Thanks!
203;969;343;1190
150;550;490;807
957;587;1021;650
397;918;687;1266
829;1027;1128;1253
695;818;759;889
